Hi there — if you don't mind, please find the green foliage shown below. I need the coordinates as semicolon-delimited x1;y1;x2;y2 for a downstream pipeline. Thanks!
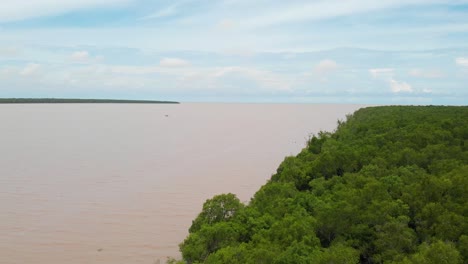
189;193;244;233
313;243;360;264
179;106;468;263
180;221;245;263
166;257;186;264
396;240;462;264
0;98;179;104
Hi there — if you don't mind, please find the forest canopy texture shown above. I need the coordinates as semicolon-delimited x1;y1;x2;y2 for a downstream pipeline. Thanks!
179;106;468;264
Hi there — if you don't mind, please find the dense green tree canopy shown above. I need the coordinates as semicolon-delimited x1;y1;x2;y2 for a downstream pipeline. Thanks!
179;106;468;264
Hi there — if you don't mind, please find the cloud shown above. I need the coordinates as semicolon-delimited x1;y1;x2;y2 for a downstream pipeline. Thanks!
140;4;178;20
0;47;20;57
0;61;292;96
423;88;432;93
106;65;163;74
223;48;255;57
238;0;455;29
0;66;17;77
455;57;468;67
369;68;394;78
20;63;41;76
1;43;465;102
0;0;132;22
160;58;190;67
314;59;339;75
408;68;444;78
217;19;235;30
369;68;412;93
217;67;291;92
70;51;90;61
283;53;297;60
69;50;103;64
389;79;413;93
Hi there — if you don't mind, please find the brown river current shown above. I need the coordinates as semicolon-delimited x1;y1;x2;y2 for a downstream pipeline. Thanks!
0;103;364;264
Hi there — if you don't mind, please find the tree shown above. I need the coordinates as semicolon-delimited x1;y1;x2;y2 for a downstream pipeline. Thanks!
397;240;462;264
177;106;468;263
189;193;244;233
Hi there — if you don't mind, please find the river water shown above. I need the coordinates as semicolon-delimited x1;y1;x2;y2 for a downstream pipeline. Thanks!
0;103;364;264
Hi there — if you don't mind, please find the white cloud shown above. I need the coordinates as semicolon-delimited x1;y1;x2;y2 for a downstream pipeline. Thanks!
455;57;468;67
369;68;394;78
408;68;444;78
140;4;178;20
0;60;293;96
369;68;413;93
0;47;20;57
423;88;432;93
160;58;190;67
107;65;163;74
223;48;255;57
217;19;235;30
20;63;41;76
210;66;291;92
69;50;103;64
70;51;90;61
283;53;297;60
0;0;132;22
390;79;413;93
0;66;17;77
314;59;339;74
238;0;454;29
1;19;466;54
1;0;468;55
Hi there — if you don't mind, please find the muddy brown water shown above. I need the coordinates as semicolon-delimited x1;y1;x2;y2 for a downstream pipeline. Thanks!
0;103;365;263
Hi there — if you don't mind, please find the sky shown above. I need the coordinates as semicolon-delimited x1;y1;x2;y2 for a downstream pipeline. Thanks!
0;0;467;104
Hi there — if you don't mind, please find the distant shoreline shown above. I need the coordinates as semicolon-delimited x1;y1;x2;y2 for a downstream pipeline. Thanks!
0;98;179;104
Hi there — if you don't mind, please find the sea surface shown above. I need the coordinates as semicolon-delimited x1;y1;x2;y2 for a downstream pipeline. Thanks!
0;103;365;264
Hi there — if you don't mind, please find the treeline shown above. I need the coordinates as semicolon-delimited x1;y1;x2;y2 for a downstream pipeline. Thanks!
0;98;179;104
178;106;468;264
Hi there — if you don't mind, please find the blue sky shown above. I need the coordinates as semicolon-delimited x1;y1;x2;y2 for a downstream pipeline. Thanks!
0;0;467;104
